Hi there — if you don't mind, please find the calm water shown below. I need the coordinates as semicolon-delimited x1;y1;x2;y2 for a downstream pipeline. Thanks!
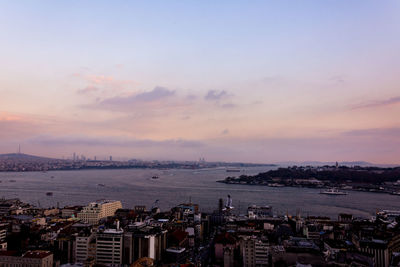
0;167;399;218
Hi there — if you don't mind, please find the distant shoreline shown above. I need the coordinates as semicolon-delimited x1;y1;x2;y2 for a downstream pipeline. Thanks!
0;163;277;173
218;165;400;197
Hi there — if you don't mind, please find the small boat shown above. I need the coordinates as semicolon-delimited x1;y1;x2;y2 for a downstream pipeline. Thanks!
268;183;285;187
9;180;16;182
226;168;241;172
97;183;106;187
320;188;347;195
151;176;159;179
46;192;53;196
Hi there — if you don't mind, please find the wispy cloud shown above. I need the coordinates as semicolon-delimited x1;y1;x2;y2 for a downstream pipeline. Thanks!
353;96;400;109
87;75;114;85
0;112;23;122
329;75;345;84
73;73;138;97
220;103;237;109
204;90;237;108
77;85;99;94
128;86;175;102
342;127;400;137
204;90;230;101
0;112;44;140
95;86;176;111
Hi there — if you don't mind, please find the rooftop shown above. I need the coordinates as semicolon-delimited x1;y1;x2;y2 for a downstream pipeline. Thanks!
101;228;123;234
166;247;186;254
23;250;52;259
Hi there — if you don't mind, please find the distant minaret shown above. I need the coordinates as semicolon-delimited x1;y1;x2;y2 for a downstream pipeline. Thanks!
18;144;21;154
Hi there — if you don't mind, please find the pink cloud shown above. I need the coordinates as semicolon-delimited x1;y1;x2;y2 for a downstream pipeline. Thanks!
87;75;114;85
0;112;23;122
72;72;138;96
77;85;99;94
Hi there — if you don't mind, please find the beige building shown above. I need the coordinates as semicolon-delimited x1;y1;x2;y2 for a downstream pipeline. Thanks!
77;200;122;225
0;250;53;267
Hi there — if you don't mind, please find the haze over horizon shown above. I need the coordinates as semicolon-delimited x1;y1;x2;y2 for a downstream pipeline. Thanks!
1;1;400;164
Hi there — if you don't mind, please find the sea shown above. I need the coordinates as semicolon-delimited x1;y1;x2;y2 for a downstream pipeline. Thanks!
0;166;399;219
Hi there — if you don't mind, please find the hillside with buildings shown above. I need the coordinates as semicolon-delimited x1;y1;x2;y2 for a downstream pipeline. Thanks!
0;153;274;172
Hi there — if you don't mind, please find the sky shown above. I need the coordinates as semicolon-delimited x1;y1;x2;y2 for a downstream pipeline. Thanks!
1;1;400;164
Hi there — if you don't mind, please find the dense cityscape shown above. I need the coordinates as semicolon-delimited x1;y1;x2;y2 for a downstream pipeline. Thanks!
2;0;400;266
0;153;272;172
0;195;400;267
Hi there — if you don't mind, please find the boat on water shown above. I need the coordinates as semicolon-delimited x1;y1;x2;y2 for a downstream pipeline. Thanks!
320;188;347;195
268;183;285;187
46;192;53;196
97;183;106;187
152;176;159;179
226;168;241;173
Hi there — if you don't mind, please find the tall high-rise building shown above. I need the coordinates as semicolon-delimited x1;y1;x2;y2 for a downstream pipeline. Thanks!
241;236;269;267
123;224;167;264
96;228;123;265
75;230;96;263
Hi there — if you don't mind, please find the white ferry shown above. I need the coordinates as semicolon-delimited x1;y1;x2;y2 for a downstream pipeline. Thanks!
320;188;347;195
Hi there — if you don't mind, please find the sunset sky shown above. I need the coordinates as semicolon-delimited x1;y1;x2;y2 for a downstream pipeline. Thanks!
1;1;400;163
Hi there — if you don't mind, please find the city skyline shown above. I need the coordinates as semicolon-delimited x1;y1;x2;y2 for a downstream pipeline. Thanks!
1;1;400;163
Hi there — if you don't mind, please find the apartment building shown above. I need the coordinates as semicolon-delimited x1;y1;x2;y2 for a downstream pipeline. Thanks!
241;236;269;267
96;228;123;265
0;250;53;267
77;200;122;225
75;230;96;263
